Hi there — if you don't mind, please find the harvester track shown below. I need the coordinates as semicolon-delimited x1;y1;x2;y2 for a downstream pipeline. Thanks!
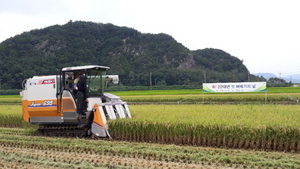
38;125;90;138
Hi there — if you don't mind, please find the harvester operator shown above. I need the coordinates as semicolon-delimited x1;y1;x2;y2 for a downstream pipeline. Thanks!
74;72;86;116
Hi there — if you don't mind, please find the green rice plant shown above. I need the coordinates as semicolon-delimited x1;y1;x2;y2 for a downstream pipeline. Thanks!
111;89;203;96
266;87;300;93
0;98;21;104
109;87;300;95
122;93;300;104
1;89;300;105
0;95;20;98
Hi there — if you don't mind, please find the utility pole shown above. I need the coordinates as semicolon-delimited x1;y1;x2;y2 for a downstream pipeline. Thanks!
149;72;152;90
204;70;206;83
279;72;282;83
279;72;281;78
248;71;250;82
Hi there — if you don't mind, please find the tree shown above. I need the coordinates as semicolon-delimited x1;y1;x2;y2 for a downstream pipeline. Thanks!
268;77;286;83
0;21;252;88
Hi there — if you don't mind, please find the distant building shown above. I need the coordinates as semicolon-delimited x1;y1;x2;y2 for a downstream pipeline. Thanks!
292;83;300;87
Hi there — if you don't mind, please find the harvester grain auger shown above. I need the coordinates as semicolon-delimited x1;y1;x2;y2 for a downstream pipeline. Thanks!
20;65;131;138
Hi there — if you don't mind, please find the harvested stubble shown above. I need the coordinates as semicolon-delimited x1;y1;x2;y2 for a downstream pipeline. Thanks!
2;129;298;169
109;104;300;152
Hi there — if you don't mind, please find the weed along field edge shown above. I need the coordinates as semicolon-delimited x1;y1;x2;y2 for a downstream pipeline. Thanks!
0;88;300;168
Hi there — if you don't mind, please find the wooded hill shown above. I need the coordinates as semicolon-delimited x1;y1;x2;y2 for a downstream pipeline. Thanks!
0;21;262;89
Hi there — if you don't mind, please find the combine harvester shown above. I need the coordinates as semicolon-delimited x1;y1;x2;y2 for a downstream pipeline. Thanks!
20;65;131;138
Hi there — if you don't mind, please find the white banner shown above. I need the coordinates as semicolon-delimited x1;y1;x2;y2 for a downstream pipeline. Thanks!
203;82;267;92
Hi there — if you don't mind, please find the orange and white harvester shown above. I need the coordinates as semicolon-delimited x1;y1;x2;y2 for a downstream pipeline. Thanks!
20;65;131;138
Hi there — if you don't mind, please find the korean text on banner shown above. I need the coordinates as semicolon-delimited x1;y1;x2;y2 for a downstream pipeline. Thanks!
203;82;266;92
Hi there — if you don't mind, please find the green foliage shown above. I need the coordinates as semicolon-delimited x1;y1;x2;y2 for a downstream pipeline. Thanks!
0;89;22;95
267;77;292;87
0;21;262;89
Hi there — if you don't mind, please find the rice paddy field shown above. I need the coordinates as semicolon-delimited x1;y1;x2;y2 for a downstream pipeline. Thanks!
0;87;300;168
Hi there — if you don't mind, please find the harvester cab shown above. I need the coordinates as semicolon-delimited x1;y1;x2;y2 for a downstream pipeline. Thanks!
20;65;131;138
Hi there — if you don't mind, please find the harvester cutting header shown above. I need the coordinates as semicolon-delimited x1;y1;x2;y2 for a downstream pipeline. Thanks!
20;65;131;138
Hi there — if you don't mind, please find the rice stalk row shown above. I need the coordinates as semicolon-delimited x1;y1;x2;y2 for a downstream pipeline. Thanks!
0;114;34;131
109;120;300;152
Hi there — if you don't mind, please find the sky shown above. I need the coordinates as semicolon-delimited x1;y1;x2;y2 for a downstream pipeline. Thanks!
1;0;300;77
